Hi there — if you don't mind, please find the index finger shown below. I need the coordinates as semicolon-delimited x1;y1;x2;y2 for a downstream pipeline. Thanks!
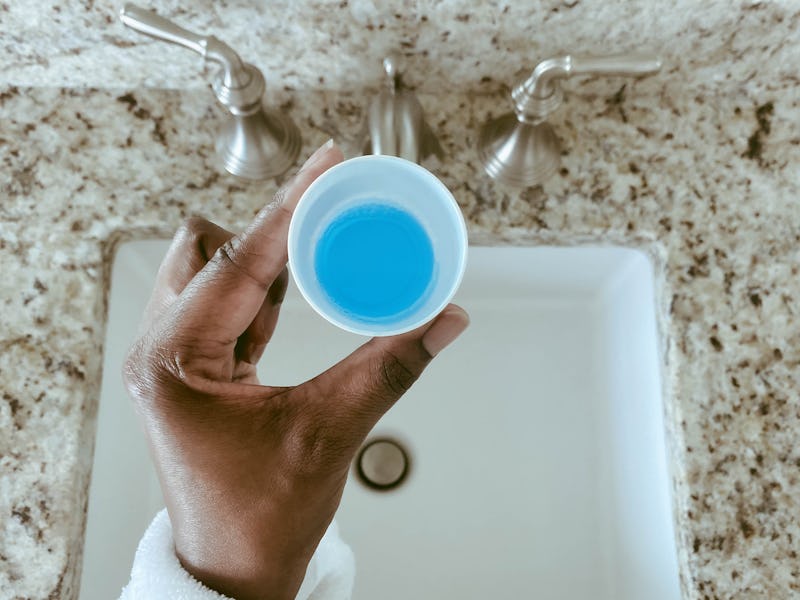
176;140;343;344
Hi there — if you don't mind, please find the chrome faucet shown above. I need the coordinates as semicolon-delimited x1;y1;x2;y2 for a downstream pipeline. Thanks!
120;4;301;180
361;54;443;164
477;53;662;187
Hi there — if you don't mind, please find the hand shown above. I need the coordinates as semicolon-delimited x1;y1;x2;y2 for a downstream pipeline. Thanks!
123;141;470;600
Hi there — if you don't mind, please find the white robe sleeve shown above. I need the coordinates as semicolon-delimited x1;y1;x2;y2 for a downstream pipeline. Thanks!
119;509;355;600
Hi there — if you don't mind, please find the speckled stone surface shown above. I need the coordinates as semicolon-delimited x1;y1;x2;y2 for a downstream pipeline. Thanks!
1;1;800;599
3;0;800;97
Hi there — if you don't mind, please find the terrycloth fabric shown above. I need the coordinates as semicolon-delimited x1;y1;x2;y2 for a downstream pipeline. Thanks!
120;509;355;600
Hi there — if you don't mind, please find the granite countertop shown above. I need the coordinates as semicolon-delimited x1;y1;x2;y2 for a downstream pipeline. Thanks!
2;1;800;599
4;0;797;95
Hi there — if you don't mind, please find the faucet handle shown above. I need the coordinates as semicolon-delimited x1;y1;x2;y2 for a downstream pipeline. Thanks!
566;53;663;78
120;4;260;109
477;52;661;186
120;5;208;55
119;3;301;180
513;53;662;121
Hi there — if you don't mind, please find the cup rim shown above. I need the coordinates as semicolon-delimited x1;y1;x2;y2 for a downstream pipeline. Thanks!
287;155;468;337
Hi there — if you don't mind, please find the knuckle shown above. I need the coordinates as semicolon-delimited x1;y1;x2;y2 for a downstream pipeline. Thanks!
214;237;270;289
121;339;157;403
266;186;295;222
283;398;352;476
121;335;184;408
174;217;206;243
214;237;243;273
375;350;417;398
271;185;288;208
216;237;240;264
174;217;216;262
121;343;142;395
288;423;344;476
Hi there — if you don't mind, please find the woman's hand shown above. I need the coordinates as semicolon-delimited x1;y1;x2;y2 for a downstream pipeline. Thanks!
123;141;470;600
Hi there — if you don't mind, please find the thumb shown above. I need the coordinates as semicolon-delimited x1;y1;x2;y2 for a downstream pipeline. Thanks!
308;304;470;437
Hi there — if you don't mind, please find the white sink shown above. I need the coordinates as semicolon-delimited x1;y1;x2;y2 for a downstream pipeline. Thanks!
81;242;681;600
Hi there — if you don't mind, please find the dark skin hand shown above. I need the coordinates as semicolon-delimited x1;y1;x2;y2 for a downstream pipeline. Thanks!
123;142;470;600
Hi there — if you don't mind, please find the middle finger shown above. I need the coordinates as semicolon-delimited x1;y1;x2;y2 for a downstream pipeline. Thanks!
140;217;234;333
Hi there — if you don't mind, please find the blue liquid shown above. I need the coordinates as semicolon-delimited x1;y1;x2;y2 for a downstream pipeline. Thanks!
314;203;435;322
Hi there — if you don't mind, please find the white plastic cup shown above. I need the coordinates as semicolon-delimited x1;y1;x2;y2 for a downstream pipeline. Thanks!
288;155;468;337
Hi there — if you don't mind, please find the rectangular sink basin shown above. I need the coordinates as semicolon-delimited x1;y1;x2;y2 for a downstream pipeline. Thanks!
81;242;681;600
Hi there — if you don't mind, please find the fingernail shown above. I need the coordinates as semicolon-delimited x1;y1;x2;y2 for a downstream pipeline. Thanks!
422;307;470;357
301;138;335;170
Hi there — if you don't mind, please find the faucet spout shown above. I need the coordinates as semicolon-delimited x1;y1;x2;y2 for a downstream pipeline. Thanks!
362;55;443;164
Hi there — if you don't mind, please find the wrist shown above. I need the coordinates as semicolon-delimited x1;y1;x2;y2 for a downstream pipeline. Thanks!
176;546;308;600
172;521;311;600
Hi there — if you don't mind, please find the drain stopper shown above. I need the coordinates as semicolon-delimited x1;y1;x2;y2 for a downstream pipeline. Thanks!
355;438;410;491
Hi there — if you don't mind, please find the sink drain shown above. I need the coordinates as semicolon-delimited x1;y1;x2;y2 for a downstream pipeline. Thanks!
355;437;410;492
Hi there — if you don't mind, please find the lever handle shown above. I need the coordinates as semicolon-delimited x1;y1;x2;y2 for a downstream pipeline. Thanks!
512;52;662;121
120;4;205;54
522;53;662;99
120;3;248;88
568;53;663;79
